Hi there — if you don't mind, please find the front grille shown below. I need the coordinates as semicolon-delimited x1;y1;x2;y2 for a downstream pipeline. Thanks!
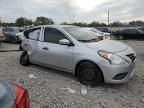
126;53;136;62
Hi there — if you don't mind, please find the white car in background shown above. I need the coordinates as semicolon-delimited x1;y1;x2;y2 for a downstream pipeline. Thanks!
84;27;111;40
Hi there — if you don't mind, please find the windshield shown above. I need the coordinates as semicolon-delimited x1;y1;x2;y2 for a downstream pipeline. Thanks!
63;27;99;42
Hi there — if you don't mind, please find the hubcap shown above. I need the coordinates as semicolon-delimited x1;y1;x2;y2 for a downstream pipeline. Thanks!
22;54;28;62
24;55;27;60
83;69;95;81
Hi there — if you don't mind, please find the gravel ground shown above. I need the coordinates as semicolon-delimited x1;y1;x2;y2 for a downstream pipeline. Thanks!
0;40;144;108
0;42;19;51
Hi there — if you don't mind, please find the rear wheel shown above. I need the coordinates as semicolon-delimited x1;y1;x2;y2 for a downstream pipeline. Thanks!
19;45;23;51
77;62;103;86
20;51;30;66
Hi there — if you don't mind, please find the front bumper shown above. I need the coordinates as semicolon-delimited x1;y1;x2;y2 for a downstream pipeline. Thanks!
98;58;136;84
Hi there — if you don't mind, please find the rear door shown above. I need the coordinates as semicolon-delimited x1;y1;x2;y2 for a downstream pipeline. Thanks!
22;27;42;62
39;27;73;72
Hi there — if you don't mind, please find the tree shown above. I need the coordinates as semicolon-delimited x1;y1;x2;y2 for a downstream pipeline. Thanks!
1;23;15;27
109;21;124;27
35;16;54;25
129;20;144;26
88;21;107;27
71;22;88;27
15;17;33;27
61;22;68;25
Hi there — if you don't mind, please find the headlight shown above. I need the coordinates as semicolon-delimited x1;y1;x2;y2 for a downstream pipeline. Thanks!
98;51;129;65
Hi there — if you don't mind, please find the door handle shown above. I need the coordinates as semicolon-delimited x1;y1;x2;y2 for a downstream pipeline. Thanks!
42;47;49;50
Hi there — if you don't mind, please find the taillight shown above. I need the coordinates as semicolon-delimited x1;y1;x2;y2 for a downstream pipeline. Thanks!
13;84;30;108
98;36;104;40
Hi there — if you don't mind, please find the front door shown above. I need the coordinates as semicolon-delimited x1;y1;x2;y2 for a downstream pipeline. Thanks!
39;27;73;72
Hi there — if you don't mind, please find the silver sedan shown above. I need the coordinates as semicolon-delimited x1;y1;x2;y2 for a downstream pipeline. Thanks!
19;25;136;86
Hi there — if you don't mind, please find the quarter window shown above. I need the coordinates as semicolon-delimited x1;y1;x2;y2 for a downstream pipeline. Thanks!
24;28;41;41
29;29;41;40
44;28;68;44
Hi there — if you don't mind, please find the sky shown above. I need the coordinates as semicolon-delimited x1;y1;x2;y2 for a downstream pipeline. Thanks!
0;0;144;24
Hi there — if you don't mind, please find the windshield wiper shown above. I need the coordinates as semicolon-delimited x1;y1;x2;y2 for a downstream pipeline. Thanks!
78;38;98;42
78;38;98;43
78;40;89;42
87;38;98;42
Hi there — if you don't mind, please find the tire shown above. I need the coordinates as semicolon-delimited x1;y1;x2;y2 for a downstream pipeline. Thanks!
10;37;17;44
77;62;103;86
20;51;30;66
19;45;23;51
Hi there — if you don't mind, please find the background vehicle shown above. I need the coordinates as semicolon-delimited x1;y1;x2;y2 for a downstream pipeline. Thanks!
88;28;111;40
138;27;144;32
0;27;5;46
19;25;136;86
0;80;30;108
83;27;104;40
3;27;20;43
97;27;110;33
114;28;144;40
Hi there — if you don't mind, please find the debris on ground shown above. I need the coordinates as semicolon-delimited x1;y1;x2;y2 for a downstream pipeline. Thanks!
61;87;76;94
81;88;87;95
28;74;37;79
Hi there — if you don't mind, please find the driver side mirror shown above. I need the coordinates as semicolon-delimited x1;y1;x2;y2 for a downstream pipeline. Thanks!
59;39;73;46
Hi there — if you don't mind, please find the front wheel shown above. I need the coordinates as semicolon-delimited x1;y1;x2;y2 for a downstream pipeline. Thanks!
20;51;30;66
77;62;103;86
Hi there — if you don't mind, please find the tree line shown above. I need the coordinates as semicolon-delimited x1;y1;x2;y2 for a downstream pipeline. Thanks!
1;16;144;27
1;16;54;27
62;21;144;27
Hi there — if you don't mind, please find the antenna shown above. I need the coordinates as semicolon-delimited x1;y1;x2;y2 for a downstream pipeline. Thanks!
0;17;1;27
108;11;110;26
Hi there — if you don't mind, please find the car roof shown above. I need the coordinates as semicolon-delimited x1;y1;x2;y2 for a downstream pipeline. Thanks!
44;25;77;28
32;25;77;29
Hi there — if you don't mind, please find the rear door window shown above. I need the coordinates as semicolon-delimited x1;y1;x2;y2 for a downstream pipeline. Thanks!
24;28;41;41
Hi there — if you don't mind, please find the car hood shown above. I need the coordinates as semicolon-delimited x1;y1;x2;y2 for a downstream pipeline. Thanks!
85;40;128;53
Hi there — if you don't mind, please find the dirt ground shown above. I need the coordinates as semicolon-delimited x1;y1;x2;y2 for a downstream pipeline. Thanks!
0;40;144;108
